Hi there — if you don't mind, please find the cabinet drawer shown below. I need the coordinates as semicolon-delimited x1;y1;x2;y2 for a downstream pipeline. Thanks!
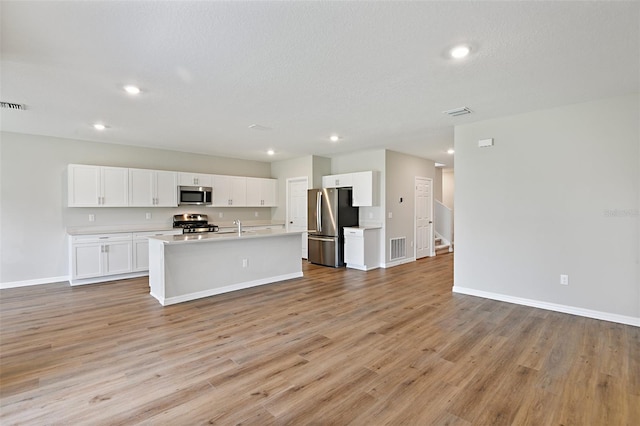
133;230;182;239
71;233;132;243
344;228;364;237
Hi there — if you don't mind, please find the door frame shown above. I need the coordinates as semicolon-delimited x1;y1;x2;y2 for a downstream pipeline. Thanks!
414;176;434;259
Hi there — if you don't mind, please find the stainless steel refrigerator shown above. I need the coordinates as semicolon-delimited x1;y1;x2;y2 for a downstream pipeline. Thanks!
308;188;359;267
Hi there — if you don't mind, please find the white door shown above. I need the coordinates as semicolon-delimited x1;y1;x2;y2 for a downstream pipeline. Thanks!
415;177;433;259
287;177;309;259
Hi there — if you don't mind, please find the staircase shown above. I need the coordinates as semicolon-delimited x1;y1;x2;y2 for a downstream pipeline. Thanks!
434;200;454;256
435;236;453;255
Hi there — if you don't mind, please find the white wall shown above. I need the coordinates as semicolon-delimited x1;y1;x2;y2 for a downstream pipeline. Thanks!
0;132;273;284
385;150;436;264
442;169;454;210
454;95;639;323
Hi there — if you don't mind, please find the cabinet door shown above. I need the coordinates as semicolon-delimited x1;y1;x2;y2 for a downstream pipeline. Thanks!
103;241;132;276
229;177;246;206
101;167;129;206
344;234;364;265
212;175;231;206
178;173;212;187
132;239;149;272
352;171;373;206
155;171;178;207
72;243;103;279
129;168;154;207
261;179;277;206
245;178;262;206
322;173;352;188
68;165;101;207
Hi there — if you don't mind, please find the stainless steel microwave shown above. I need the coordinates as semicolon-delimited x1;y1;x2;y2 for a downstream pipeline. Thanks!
178;186;212;206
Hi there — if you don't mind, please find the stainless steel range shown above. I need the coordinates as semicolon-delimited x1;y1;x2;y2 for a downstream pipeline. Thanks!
173;214;219;234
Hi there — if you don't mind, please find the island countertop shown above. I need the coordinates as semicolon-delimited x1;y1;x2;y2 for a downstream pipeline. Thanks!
149;228;303;245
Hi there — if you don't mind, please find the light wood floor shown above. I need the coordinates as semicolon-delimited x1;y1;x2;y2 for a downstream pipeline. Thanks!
1;254;638;425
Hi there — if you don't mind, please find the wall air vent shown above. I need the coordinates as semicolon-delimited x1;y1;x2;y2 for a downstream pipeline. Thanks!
1;102;26;111
443;107;472;117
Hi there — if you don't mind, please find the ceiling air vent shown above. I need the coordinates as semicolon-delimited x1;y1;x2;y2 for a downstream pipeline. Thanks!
443;107;472;117
1;102;26;111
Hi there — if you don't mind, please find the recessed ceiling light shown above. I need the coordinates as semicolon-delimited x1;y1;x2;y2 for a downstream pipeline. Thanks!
450;45;470;59
267;149;275;156
330;135;340;142
93;123;106;130
447;148;455;154
124;85;141;95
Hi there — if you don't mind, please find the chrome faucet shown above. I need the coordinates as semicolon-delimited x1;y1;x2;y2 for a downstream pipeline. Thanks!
233;219;242;236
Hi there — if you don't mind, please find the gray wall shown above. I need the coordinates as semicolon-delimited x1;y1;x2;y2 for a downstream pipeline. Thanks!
385;150;436;263
0;132;273;284
442;169;455;209
454;94;639;319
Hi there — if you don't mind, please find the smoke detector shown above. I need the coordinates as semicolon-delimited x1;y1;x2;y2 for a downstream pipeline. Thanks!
1;102;26;111
443;107;472;117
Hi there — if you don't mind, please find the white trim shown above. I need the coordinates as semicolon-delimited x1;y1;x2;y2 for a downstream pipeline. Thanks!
70;271;149;286
452;286;640;327
381;256;416;268
1;275;70;289
152;272;303;306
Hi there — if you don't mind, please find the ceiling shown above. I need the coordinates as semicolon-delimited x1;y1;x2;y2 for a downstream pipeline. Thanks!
1;1;638;168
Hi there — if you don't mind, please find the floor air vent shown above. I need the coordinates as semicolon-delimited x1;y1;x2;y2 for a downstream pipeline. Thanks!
390;237;406;260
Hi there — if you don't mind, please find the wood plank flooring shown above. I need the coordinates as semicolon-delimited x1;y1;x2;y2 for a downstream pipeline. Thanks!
1;254;638;425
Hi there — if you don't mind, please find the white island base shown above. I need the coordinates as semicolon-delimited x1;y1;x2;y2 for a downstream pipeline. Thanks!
148;230;303;306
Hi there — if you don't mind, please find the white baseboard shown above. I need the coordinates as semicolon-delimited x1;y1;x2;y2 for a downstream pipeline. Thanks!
70;271;149;286
1;275;70;289
452;286;640;327
153;272;304;306
382;257;416;269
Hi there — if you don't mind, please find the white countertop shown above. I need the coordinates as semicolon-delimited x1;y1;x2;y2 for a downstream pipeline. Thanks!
67;221;286;236
149;228;303;245
344;225;382;230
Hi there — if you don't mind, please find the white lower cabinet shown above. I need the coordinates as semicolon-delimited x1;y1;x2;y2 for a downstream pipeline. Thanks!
70;234;133;283
343;227;381;271
69;229;180;285
132;230;182;272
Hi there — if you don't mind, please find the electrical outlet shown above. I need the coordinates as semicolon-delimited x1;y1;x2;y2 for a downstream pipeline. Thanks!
218;212;223;218
242;259;248;268
254;211;259;217
388;212;393;219
560;274;569;285
368;212;373;219
145;212;152;220
89;214;95;222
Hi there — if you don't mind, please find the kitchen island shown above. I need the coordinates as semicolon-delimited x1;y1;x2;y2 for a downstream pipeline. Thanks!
148;229;303;306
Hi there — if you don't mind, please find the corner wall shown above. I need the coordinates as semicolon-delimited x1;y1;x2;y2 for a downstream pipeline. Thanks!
454;95;639;324
385;150;436;264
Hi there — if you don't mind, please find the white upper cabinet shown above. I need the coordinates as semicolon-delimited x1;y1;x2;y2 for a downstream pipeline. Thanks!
246;177;277;207
212;175;247;207
322;173;353;189
178;172;212;187
321;171;378;206
352;171;379;207
129;169;177;207
68;164;129;207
